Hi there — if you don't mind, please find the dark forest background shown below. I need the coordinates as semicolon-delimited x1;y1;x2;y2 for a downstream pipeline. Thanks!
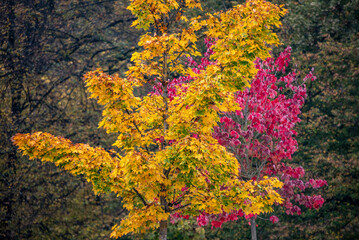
1;0;358;239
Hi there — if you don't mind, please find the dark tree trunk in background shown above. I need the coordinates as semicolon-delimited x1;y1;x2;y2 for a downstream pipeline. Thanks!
3;0;18;238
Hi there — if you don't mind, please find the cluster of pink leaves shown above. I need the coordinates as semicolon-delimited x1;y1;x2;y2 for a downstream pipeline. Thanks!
155;40;327;228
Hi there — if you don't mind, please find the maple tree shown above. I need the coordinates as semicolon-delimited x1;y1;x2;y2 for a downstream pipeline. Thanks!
171;46;327;239
12;1;287;239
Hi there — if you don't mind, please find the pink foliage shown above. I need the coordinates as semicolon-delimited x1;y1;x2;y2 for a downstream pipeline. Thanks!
169;41;326;228
209;46;326;227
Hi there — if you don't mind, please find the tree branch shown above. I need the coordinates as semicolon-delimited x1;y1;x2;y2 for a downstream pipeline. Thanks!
132;188;147;206
170;203;191;212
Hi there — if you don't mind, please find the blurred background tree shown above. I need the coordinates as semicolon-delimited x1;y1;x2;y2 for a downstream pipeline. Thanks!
270;0;359;239
0;0;139;239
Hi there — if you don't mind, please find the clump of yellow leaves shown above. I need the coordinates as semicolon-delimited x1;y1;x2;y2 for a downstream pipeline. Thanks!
13;0;286;238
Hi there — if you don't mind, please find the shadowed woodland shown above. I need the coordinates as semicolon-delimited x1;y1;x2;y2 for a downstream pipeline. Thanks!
1;0;358;239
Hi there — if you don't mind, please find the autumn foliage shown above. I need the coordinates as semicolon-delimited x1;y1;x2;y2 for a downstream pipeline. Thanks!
170;46;327;230
12;0;287;238
213;46;327;221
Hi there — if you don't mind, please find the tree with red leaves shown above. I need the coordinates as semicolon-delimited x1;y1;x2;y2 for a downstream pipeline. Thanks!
171;45;327;240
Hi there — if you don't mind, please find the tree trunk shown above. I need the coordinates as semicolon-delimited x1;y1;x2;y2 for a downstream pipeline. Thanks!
250;217;257;240
159;219;168;240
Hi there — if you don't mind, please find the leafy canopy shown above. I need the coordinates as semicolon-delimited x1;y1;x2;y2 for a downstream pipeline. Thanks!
178;46;326;229
13;0;286;237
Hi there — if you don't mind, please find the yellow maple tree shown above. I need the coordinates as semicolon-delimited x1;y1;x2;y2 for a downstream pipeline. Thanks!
12;1;286;239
